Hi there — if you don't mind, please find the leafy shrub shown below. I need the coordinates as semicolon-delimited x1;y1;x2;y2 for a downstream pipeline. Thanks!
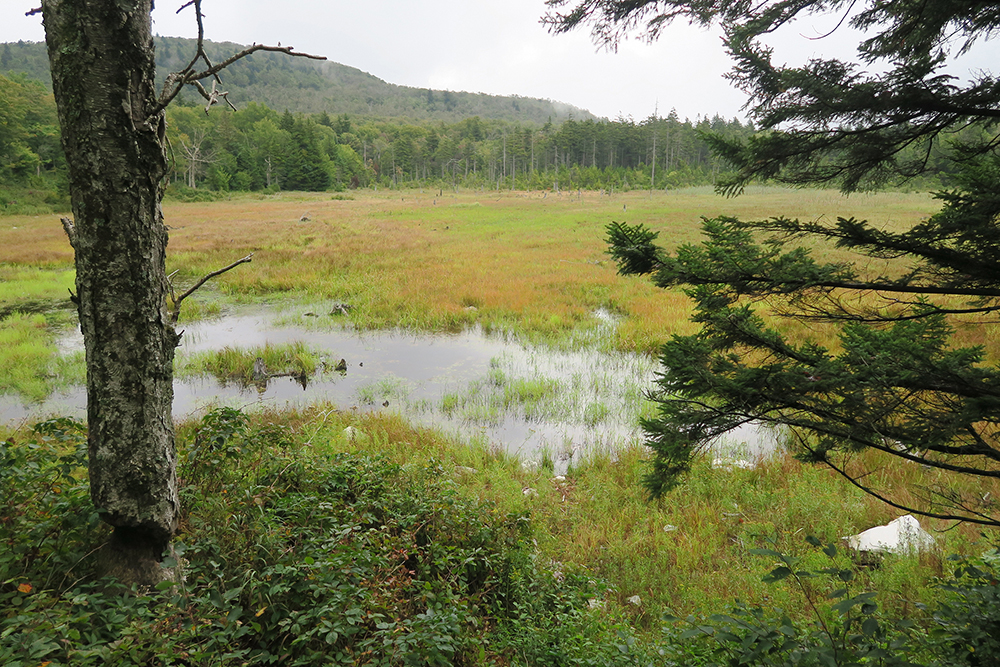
926;551;1000;666
4;408;645;666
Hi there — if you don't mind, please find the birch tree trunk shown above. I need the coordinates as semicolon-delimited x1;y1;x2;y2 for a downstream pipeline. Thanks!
41;0;180;585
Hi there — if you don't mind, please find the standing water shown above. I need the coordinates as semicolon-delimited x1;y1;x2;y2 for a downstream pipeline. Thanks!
3;308;782;470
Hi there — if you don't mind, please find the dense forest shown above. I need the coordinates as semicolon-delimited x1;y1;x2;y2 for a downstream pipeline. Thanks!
161;100;747;194
0;43;751;212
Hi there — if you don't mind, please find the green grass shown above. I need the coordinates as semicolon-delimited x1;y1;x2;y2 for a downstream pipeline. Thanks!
0;266;76;307
2;407;995;665
179;341;320;386
0;313;54;401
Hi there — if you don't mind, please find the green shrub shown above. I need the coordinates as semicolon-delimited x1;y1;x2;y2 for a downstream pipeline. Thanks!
3;408;648;666
926;551;1000;666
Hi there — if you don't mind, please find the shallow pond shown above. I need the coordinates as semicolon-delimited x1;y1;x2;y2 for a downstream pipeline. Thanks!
2;308;782;470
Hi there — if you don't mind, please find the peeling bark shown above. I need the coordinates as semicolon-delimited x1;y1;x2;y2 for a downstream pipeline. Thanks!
41;0;179;585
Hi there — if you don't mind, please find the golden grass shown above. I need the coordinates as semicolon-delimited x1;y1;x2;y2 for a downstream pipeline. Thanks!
214;403;996;625
0;187;944;353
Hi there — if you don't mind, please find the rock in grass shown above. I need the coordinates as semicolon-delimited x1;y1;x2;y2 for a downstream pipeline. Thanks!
343;426;367;444
844;515;935;554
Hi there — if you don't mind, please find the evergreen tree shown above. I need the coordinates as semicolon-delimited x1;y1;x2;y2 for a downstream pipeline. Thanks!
548;0;1000;526
280;117;330;191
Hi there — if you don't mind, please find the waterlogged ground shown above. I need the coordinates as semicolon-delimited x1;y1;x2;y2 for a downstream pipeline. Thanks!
2;306;781;469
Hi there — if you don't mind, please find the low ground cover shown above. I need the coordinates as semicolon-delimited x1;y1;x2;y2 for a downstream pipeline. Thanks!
1;187;996;664
2;406;996;665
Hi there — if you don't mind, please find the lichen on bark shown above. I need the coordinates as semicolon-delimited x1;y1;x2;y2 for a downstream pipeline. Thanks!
41;0;179;586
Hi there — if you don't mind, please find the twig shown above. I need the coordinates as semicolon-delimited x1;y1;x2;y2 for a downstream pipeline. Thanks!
150;0;325;118
170;253;253;322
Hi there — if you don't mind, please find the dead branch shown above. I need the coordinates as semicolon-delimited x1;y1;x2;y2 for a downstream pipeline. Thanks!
170;253;253;322
194;79;238;114
150;0;325;118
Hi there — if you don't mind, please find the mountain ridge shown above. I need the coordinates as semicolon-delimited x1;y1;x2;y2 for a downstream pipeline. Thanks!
0;37;596;124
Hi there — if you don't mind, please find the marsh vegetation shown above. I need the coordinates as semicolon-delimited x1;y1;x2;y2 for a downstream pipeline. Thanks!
2;187;997;664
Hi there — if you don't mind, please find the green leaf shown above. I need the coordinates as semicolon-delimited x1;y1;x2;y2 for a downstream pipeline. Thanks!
763;566;792;583
749;548;783;558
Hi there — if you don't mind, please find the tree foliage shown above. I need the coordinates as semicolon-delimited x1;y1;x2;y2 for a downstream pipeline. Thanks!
549;0;1000;526
0;73;61;181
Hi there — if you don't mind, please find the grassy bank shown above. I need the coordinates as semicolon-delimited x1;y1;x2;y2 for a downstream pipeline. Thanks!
2;406;997;665
2;187;998;664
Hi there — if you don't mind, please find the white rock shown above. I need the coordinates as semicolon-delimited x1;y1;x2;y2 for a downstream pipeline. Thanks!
663;524;678;533
342;426;367;443
712;456;755;470
521;459;541;472
522;487;538;497
627;595;641;606
844;515;935;554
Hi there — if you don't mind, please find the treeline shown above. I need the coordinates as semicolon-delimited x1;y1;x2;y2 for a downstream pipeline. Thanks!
164;99;750;193
0;67;963;216
0;73;66;214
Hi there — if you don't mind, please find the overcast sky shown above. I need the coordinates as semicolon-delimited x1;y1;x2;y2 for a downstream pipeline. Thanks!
2;1;995;123
0;0;756;121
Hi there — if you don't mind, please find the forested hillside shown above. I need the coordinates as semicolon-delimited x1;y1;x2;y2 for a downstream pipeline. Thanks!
1;35;754;210
162;101;747;194
1;37;593;124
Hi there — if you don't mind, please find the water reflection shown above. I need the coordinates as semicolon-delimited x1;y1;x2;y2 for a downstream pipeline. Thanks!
2;309;783;466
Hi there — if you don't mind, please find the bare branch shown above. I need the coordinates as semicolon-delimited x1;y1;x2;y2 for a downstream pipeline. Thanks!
151;0;325;118
26;7;41;16
170;253;253;322
196;79;238;114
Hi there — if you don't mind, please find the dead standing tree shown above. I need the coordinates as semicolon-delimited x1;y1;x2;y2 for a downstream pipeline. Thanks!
37;0;323;585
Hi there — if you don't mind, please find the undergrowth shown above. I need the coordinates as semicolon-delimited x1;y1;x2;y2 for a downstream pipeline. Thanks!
1;409;644;666
2;408;999;666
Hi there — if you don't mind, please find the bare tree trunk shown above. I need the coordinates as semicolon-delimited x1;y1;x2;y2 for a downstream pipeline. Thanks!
42;0;179;586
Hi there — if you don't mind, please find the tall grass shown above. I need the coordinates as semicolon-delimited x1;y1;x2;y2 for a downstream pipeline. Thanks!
0;187;946;354
179;341;320;386
0;313;54;401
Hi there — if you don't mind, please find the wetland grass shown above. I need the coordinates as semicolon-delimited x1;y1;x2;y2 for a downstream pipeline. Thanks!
2;187;995;661
0;186;945;353
179;341;321;387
